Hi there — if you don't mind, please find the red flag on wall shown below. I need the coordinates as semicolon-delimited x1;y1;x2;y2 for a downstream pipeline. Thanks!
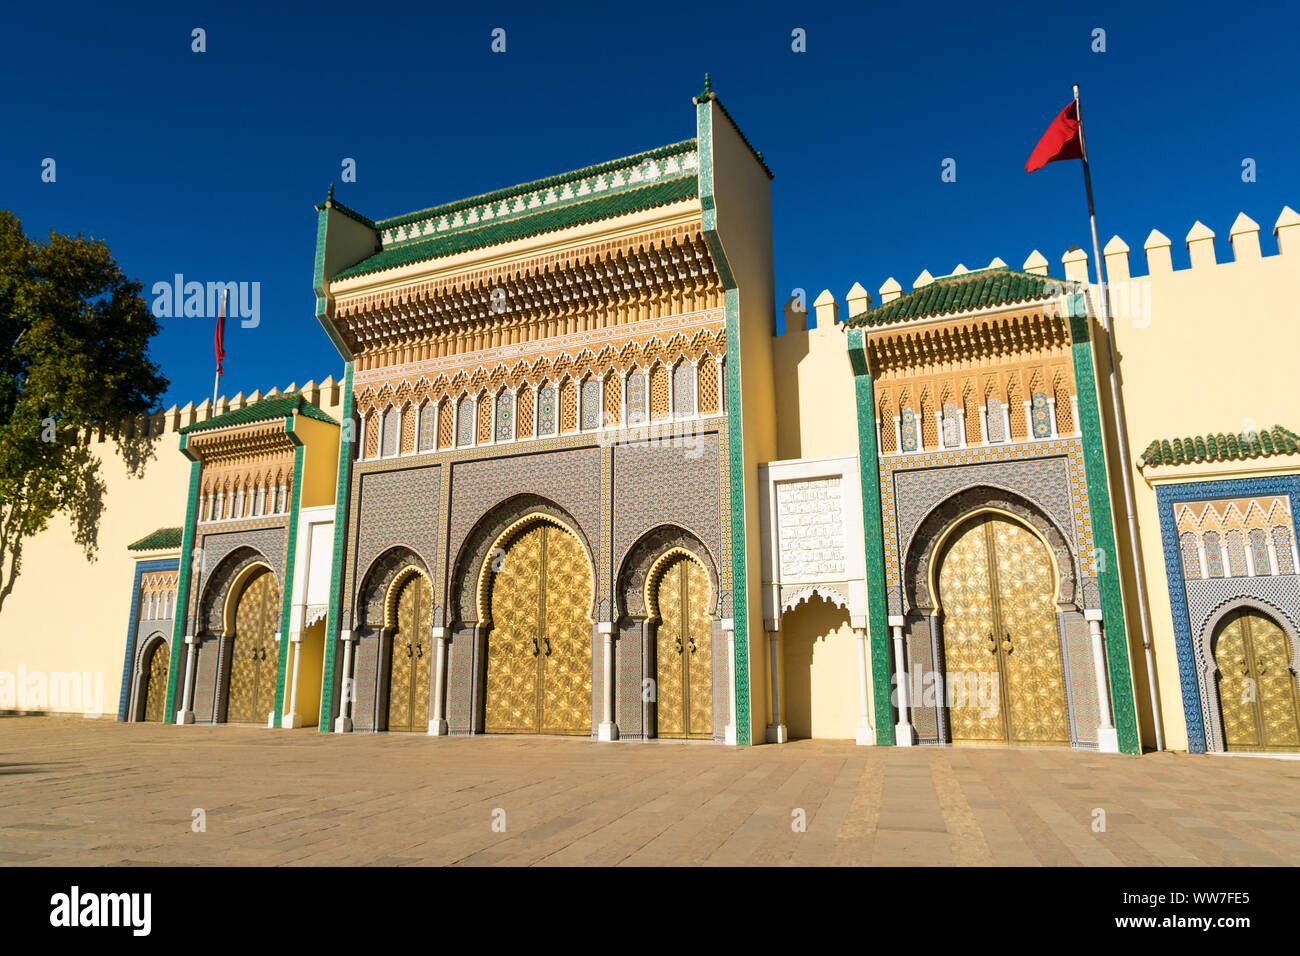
214;292;226;376
1025;100;1083;172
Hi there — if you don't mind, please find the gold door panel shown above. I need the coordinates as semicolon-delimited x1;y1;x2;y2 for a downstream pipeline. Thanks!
486;524;545;733
937;518;1005;742
142;641;169;722
656;558;687;738
387;574;432;732
684;557;713;739
540;525;593;736
991;519;1070;745
1214;611;1256;750
1215;609;1300;752
654;555;713;739
938;514;1068;746
227;570;279;724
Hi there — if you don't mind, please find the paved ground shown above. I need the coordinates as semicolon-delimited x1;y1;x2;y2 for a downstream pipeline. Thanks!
2;716;1298;866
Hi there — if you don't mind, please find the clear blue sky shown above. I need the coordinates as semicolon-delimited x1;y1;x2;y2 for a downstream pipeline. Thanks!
4;0;1296;407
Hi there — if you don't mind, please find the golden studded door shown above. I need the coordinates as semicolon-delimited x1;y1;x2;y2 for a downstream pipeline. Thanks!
386;574;433;732
486;522;593;735
654;555;713;739
1214;608;1300;752
227;569;280;724
937;514;1069;746
142;640;169;722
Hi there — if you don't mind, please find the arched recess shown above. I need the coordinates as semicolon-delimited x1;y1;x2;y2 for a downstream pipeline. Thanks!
355;546;433;630
478;512;595;735
1200;597;1300;753
131;632;170;722
616;524;720;622
905;485;1079;614
197;546;280;638
449;494;596;627
616;525;724;740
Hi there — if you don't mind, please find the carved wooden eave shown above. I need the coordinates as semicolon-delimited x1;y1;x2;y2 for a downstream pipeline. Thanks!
184;419;297;467
330;222;722;369
865;306;1073;377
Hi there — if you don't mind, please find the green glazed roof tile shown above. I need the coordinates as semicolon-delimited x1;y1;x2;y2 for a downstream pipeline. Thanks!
333;176;698;281
1137;426;1300;467
127;527;183;551
180;392;337;435
843;267;1077;328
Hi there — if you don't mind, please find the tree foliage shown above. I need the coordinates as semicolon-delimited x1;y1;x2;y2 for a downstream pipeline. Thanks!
0;210;168;615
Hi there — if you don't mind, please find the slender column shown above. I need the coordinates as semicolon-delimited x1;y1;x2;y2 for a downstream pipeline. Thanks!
597;622;619;741
889;615;916;745
1245;542;1256;576
1086;609;1119;753
176;632;199;724
722;618;737;745
428;625;449;735
854;626;874;745
1266;534;1279;575
1046;396;1059;438
892;416;902;453
765;624;787;743
283;626;304;728
875;418;882;450
1197;538;1208;578
933;410;943;449
1070;395;1080;436
1022;401;1033;439
1219;538;1230;574
1001;402;1012;442
978;405;988;444
956;408;967;448
333;629;356;733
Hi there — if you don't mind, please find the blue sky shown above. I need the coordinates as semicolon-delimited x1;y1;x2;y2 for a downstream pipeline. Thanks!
3;0;1296;407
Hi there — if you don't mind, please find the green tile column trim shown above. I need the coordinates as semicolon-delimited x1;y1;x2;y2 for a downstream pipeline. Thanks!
162;448;202;723
318;361;355;732
846;329;895;745
697;96;751;744
271;419;307;727
1067;292;1140;754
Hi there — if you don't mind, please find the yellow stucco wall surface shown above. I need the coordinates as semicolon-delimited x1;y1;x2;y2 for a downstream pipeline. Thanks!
780;595;861;739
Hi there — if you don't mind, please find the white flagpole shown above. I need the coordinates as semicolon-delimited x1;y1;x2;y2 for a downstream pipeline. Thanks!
212;289;227;410
1073;83;1164;752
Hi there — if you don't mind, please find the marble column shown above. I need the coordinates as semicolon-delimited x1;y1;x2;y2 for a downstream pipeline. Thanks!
889;615;916;746
1086;609;1120;753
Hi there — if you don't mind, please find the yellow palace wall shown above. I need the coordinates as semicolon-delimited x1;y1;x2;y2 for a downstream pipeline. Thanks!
1094;208;1300;752
0;380;343;719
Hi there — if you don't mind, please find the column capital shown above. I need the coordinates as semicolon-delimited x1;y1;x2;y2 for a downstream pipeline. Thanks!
720;617;734;632
340;629;357;643
183;633;200;645
887;614;906;628
430;626;448;639
597;621;615;635
1084;608;1104;623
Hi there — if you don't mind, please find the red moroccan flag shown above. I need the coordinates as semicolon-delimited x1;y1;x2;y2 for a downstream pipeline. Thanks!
1025;100;1083;172
214;292;226;376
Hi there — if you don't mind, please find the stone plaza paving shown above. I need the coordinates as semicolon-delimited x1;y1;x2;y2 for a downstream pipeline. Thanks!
1;716;1298;866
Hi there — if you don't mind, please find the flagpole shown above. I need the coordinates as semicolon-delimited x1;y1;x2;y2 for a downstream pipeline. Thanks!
1073;84;1165;752
212;289;227;409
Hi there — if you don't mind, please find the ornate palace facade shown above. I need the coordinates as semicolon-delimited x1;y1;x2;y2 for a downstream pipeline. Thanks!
9;82;1300;758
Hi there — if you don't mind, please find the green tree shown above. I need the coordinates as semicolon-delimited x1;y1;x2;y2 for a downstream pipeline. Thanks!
0;210;168;615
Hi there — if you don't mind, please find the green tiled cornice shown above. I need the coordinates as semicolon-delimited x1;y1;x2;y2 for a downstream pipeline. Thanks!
844;268;1076;327
1138;426;1300;467
180;393;337;435
127;527;184;552
334;176;699;281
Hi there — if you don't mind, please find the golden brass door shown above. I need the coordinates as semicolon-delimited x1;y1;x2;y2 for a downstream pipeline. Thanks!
655;555;713;738
227;569;280;724
386;574;433;732
937;514;1069;746
142;640;169;722
1214;608;1300;752
485;522;592;735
